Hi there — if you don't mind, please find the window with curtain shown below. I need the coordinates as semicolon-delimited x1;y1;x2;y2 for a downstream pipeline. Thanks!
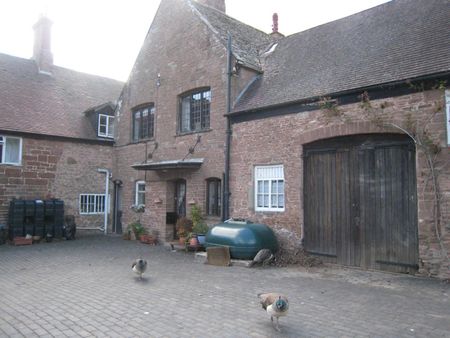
135;181;146;206
98;114;114;138
255;165;285;212
0;136;22;165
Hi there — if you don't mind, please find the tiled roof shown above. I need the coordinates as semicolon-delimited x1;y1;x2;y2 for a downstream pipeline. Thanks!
0;53;123;140
233;0;450;113
190;0;274;71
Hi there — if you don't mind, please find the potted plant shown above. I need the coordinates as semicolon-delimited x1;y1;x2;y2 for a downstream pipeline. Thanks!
175;217;192;245
128;221;146;240
192;222;209;245
191;204;209;245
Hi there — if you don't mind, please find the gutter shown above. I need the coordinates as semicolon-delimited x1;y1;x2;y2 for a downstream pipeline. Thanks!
97;168;110;235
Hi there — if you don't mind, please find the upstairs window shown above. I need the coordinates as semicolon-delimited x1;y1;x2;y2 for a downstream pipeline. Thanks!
0;136;22;165
206;178;221;217
179;88;211;133
98;114;114;138
255;165;285;212
133;104;155;141
135;181;146;206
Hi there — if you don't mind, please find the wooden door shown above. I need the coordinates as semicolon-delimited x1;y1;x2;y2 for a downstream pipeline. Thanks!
303;134;418;273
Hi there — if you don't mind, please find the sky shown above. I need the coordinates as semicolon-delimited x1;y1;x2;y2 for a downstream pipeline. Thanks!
0;0;390;81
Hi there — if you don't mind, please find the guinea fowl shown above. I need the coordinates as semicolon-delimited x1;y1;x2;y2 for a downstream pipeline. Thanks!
249;249;274;267
258;293;289;332
132;258;147;280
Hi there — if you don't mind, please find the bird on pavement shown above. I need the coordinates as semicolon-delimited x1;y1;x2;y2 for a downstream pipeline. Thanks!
258;293;289;332
249;249;274;267
132;258;147;280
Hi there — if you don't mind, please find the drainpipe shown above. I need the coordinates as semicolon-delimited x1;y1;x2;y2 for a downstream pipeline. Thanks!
223;32;232;221
97;168;110;235
113;179;123;234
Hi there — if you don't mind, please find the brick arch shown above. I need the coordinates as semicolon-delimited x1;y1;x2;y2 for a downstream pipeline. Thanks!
297;121;407;146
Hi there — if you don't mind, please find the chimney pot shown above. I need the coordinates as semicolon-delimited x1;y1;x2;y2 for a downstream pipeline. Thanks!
33;15;53;74
272;13;278;33
270;13;284;40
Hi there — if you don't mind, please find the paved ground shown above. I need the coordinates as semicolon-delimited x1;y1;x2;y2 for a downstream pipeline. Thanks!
0;233;449;338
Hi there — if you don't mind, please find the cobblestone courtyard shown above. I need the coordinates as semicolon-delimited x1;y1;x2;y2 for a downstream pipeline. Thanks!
0;233;449;337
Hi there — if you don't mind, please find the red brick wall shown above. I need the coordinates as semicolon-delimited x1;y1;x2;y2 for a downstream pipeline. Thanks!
0;135;114;230
114;0;232;240
229;89;450;279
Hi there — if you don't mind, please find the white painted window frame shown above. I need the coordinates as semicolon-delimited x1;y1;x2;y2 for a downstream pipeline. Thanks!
98;114;114;138
135;181;146;206
0;135;22;165
254;165;285;212
79;193;106;214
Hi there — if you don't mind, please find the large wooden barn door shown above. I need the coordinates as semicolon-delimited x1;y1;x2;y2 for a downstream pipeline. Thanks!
303;134;418;273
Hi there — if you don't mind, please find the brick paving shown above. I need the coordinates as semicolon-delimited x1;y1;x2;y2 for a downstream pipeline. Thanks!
0;233;449;338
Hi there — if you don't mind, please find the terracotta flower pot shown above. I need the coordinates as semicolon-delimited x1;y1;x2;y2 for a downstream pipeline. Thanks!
189;236;199;246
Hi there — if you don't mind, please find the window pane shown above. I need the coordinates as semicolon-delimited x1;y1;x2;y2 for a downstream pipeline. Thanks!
108;117;114;138
263;181;269;194
271;194;277;207
263;194;269;208
201;90;210;129
181;96;191;132
257;194;263;207
5;137;20;163
257;180;263;194
278;194;285;208
271;180;278;194
134;112;141;140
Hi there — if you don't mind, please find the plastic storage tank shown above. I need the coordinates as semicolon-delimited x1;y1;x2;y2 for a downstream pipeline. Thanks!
205;219;278;260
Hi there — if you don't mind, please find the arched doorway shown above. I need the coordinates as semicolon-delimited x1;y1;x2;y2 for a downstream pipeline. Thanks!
303;134;418;273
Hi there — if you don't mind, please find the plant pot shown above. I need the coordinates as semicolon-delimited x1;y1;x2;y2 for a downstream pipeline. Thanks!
197;234;206;245
13;237;32;246
189;236;199;246
179;237;187;245
140;234;157;245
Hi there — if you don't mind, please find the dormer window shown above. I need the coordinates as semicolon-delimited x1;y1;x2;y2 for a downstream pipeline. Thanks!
98;114;114;138
133;104;155;142
179;88;211;134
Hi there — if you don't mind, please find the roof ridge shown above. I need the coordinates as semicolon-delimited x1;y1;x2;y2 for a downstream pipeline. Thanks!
285;0;392;38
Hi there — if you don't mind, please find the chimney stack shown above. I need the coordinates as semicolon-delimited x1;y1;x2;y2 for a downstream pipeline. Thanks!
196;0;226;13
270;13;284;40
33;15;53;74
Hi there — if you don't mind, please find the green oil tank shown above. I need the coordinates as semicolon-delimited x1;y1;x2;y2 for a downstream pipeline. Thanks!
205;219;278;260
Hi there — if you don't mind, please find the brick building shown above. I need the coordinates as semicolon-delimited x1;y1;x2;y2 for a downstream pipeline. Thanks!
1;0;449;278
0;16;123;230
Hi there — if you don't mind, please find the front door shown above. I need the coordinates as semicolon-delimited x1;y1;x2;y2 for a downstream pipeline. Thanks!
175;179;186;218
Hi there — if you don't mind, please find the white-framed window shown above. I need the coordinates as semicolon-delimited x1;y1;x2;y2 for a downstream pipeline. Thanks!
135;181;146;206
79;194;106;214
255;165;285;212
0;135;22;165
98;114;114;138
